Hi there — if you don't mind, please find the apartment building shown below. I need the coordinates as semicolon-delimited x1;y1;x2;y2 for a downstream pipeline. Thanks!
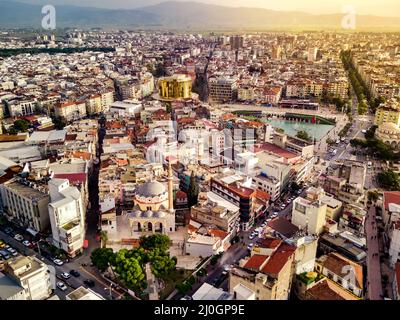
55;101;87;121
2;256;52;300
48;178;85;258
1;178;50;232
209;77;238;104
229;242;296;300
190;200;240;237
292;188;327;236
210;174;256;230
85;94;103;115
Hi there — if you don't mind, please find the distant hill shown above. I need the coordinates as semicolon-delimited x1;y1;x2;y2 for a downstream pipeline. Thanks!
0;0;399;30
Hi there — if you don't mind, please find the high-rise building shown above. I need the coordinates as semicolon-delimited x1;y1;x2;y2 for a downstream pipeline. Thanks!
208;77;238;104
307;47;318;62
230;36;244;50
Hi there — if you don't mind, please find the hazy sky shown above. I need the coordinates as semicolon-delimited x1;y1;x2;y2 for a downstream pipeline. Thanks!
16;0;400;16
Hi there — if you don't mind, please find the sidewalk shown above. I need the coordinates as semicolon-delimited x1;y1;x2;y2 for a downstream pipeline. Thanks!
365;206;383;300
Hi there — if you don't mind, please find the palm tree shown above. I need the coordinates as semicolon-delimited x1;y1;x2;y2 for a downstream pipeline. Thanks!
100;231;108;248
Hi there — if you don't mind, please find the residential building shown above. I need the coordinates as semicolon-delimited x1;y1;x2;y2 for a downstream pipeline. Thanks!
55;101;87;121
1;178;50;232
315;252;364;298
48;178;86;258
292;188;327;236
229;242;296;300
209;77;238;104
3;256;52;300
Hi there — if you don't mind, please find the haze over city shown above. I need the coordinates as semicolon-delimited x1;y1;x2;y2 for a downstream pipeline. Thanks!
7;0;400;17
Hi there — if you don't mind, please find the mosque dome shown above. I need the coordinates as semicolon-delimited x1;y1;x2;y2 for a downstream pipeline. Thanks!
136;181;167;198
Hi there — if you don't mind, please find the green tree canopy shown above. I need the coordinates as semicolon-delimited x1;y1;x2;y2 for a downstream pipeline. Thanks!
139;234;171;253
90;248;115;272
13;119;29;132
150;255;176;277
377;170;400;191
296;130;312;142
113;250;146;290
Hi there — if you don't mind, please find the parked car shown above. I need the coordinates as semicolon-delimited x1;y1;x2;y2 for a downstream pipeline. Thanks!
56;282;68;291
61;272;70;280
53;258;64;266
248;234;255;240
22;240;31;247
6;247;17;256
210;277;220;286
14;234;23;242
4;227;13;234
84;279;95;287
0;250;11;260
70;270;80;277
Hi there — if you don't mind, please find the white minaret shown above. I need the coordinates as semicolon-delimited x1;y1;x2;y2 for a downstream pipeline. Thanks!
168;161;174;212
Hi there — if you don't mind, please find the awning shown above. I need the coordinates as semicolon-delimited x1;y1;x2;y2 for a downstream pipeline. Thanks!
26;227;38;237
83;240;89;249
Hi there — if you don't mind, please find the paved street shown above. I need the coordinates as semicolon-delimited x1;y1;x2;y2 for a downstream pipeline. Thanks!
365;206;383;300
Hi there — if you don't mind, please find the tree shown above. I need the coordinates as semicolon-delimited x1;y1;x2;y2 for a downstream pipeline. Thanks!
150;255;176;277
91;248;115;272
100;231;108;249
139;234;171;253
368;191;379;203
13;119;29;132
326;138;335;146
377;170;400;191
8;127;18;135
113;250;145;290
296;130;311;142
53;116;66;130
187;171;200;207
357;101;368;115
290;182;301;192
166;102;172;114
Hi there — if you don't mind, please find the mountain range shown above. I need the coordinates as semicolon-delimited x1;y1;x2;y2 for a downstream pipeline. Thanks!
1;1;400;30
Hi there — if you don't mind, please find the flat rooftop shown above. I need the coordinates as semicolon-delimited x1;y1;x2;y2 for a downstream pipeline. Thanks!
6;180;49;201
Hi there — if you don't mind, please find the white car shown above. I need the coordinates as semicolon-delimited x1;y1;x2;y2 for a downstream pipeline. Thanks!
22;240;31;247
248;234;255;240
56;282;68;291
53;259;64;266
14;234;23;242
247;243;254;250
362;130;367;134
61;272;70;280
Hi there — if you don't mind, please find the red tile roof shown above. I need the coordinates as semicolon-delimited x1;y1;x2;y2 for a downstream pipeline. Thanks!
243;254;269;271
255;189;270;202
257;238;282;250
54;173;87;185
208;229;229;240
253;142;298;160
384;192;400;210
261;243;295;275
